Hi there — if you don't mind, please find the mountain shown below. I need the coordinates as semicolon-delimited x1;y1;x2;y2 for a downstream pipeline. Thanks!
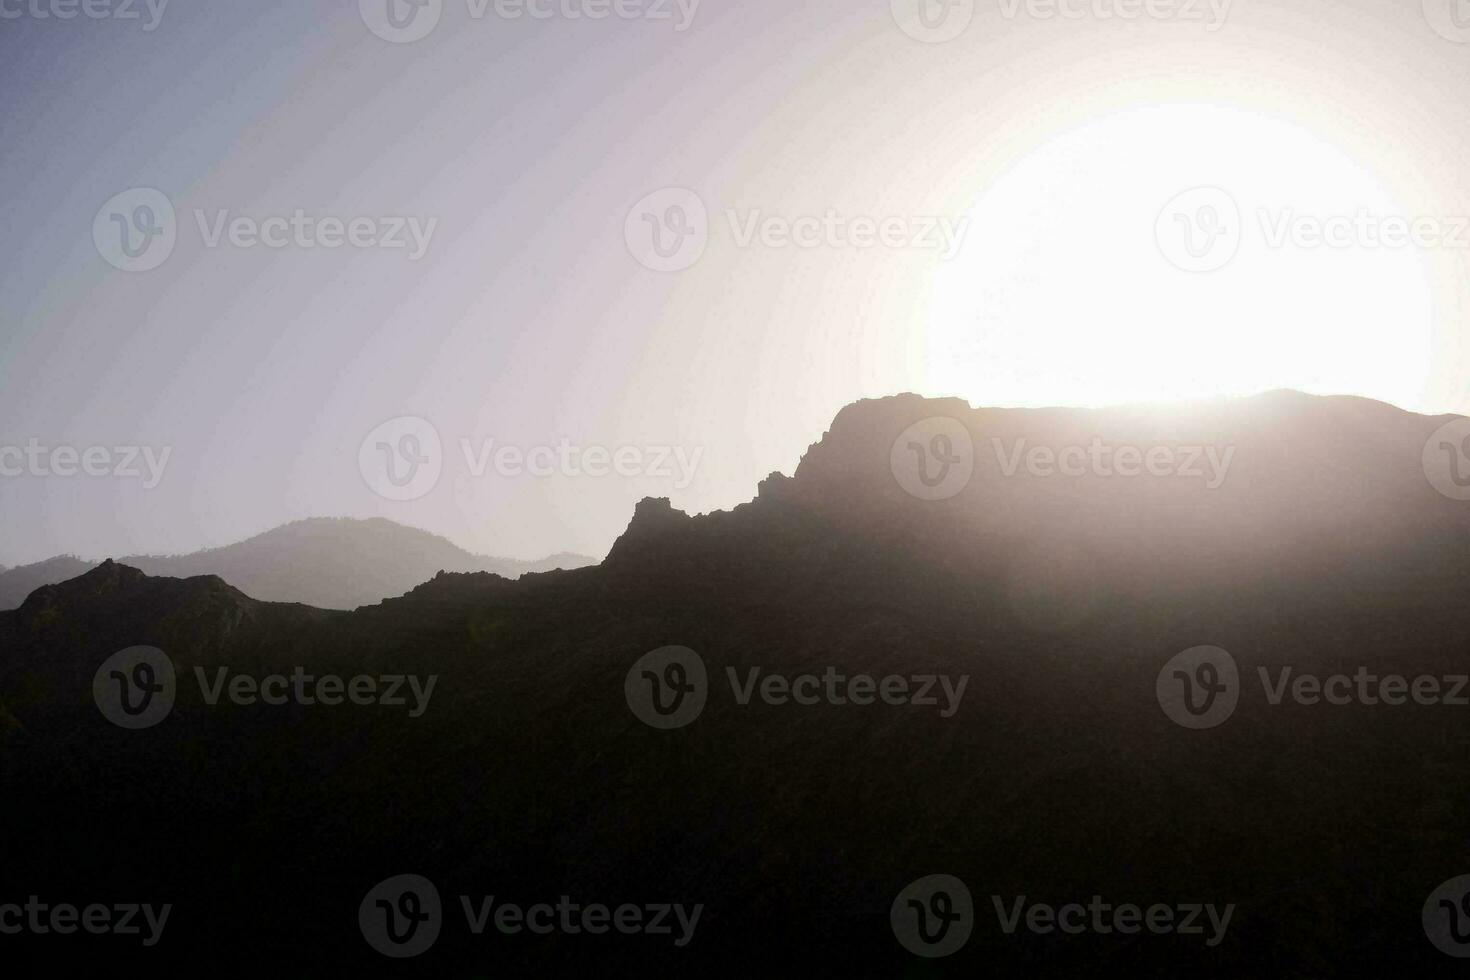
3;392;1470;976
0;517;595;611
0;555;97;612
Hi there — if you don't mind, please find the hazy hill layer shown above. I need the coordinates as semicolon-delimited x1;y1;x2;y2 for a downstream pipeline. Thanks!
0;517;594;611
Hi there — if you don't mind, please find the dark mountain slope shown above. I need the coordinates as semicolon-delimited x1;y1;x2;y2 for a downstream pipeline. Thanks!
2;392;1469;977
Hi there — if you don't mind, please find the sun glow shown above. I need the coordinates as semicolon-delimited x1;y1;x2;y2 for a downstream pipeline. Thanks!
922;104;1435;410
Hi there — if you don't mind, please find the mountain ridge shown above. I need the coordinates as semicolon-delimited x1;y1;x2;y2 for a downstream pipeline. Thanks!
0;517;596;612
4;390;1470;974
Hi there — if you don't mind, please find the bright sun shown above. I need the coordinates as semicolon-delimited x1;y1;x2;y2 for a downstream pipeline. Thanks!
922;104;1435;411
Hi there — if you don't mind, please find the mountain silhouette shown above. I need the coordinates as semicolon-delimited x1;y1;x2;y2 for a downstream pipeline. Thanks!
0;555;96;612
0;517;594;611
4;392;1470;976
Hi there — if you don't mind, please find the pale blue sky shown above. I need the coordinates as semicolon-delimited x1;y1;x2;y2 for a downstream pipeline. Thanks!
3;0;1468;565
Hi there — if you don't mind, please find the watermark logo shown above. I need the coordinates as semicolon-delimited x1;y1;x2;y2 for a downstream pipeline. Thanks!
890;0;975;43
193;209;437;259
460;437;703;488
1160;189;1470;272
473;0;699;28
1163;647;1470;728
93;188;176;273
1424;0;1470;42
993;895;1234;945
725;209;969;258
997;0;1232;29
1425;875;1470;956
359;416;444;502
362;420;705;501
93;646;176;730
360;874;443;958
94;189;437;269
1258;667;1470;708
625;646;708;730
360;876;700;954
728;667;968;715
1257;210;1470;251
97;654;437;726
993;438;1235;488
1156;187;1241;273
625;188;708;273
1156;645;1238;729
460;894;701;944
194;667;437;717
361;0;699;40
626;647;970;729
890;417;975;501
1423;417;1470;501
360;0;442;42
891;875;973;957
0;0;169;30
891;878;1233;953
0;898;171;946
0;440;171;488
625;189;970;271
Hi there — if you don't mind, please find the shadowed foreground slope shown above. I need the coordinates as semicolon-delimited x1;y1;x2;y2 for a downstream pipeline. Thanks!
3;392;1470;976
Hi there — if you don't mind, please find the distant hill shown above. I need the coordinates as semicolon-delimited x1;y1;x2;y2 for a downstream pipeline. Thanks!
0;518;594;611
0;555;97;611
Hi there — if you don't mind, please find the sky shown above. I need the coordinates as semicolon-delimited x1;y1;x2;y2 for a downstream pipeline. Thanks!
2;0;1470;566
